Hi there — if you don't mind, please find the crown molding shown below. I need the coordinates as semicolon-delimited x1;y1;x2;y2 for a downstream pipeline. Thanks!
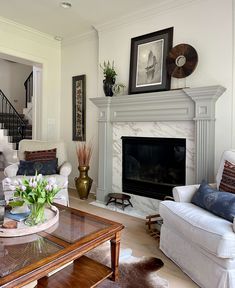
94;0;201;33
61;29;97;47
0;16;60;48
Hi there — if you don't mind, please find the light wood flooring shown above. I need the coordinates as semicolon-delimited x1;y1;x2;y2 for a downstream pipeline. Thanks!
69;190;199;288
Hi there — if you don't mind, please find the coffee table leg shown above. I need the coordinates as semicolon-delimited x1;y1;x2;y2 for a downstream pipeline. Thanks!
110;231;121;281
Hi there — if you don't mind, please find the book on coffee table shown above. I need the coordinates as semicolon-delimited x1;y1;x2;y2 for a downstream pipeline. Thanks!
5;211;30;222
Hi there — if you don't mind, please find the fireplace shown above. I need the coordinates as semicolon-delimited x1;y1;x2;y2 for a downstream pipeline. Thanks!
91;86;224;206
122;136;186;200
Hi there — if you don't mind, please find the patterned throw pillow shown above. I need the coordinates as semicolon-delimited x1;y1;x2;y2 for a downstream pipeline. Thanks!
24;148;57;162
192;180;235;222
219;160;235;194
17;158;58;176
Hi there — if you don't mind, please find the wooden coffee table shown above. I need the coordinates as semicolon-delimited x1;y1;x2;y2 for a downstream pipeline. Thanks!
0;204;124;288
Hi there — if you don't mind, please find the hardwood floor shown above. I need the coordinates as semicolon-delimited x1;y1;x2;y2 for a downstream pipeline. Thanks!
69;191;199;288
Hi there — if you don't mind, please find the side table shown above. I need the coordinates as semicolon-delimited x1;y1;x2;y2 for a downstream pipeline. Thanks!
106;193;133;210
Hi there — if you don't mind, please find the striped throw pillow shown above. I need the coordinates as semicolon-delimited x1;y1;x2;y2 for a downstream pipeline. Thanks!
24;148;57;162
219;160;235;194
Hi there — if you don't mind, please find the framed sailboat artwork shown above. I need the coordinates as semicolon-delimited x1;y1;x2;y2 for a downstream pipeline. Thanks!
128;27;173;94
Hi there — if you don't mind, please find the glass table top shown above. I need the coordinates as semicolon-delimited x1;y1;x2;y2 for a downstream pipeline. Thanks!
48;207;111;243
0;205;117;283
0;234;62;277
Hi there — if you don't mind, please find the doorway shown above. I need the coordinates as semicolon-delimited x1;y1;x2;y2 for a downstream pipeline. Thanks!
0;52;42;140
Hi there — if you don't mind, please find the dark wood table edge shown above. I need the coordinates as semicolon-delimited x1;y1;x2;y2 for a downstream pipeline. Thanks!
0;205;124;288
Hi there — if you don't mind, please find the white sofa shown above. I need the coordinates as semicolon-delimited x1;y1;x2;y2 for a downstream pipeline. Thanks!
2;140;72;206
159;150;235;288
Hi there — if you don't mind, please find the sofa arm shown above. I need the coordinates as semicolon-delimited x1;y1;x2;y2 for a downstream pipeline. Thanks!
4;163;19;177
173;184;200;202
173;182;217;203
59;161;72;177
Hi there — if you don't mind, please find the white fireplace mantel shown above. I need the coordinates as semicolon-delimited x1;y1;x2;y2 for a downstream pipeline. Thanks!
90;85;226;202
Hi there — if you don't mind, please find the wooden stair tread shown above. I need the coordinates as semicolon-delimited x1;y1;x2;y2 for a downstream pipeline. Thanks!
36;255;113;288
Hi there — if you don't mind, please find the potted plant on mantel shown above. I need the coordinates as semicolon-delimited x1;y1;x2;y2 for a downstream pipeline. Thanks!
75;142;93;199
100;60;117;97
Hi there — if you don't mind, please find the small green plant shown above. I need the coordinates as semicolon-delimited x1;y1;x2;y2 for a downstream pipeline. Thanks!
100;60;117;79
112;83;126;95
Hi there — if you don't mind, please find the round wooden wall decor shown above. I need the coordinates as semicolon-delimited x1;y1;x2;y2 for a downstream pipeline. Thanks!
166;44;198;78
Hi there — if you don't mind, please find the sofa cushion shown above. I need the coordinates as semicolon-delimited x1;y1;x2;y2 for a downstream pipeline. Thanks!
216;150;235;189
24;148;57;161
17;159;58;176
191;180;235;222
219;160;235;194
160;200;235;258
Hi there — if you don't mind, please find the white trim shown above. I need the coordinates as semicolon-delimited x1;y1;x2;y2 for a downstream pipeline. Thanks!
62;29;97;47
94;0;202;33
32;66;42;140
0;16;60;48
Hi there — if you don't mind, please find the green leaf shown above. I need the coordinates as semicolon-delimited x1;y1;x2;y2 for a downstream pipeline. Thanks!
37;198;45;204
9;200;24;207
41;191;46;198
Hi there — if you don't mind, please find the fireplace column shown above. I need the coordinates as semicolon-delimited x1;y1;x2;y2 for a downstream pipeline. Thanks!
91;97;113;202
184;86;226;183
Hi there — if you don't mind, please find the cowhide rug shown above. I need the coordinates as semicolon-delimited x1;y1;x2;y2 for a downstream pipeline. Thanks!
86;243;168;288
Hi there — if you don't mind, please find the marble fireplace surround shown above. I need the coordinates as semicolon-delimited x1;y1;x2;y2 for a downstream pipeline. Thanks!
91;85;226;214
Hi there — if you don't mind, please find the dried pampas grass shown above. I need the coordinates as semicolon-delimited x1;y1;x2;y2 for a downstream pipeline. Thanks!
76;141;93;166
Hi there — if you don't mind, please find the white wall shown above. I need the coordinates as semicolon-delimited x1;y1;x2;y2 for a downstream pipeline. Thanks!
61;32;99;189
1;0;232;187
96;0;233;173
0;59;32;114
0;17;61;140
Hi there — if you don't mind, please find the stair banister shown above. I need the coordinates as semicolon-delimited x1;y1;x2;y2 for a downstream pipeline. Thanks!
0;90;26;147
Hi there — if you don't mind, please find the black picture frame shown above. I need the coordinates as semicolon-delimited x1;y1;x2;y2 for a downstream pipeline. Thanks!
72;75;86;141
128;27;173;94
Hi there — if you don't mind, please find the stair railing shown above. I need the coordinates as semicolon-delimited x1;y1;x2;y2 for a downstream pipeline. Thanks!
24;71;33;108
0;90;26;141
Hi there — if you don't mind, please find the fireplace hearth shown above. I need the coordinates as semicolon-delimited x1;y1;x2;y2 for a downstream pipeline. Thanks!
122;136;186;200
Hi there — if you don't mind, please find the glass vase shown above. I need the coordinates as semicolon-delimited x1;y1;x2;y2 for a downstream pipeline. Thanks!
25;203;45;226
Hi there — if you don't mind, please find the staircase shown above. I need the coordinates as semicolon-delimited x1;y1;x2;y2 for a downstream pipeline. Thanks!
0;90;32;150
0;113;32;148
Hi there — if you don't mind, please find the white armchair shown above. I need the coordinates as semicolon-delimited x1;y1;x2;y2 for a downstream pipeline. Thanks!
159;150;235;288
2;140;72;206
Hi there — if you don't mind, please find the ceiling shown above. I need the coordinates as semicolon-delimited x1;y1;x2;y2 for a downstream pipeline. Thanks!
0;0;163;39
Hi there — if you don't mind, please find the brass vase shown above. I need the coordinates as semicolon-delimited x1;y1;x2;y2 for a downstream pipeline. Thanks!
75;166;93;199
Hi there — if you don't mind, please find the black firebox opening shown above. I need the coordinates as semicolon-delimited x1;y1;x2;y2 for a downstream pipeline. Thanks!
122;136;186;200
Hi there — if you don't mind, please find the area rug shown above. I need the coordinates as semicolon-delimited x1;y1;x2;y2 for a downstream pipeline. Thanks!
86;243;168;288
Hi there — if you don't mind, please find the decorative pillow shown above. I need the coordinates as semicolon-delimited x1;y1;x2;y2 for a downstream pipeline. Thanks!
192;180;235;222
24;148;57;162
219;160;235;194
17;158;58;176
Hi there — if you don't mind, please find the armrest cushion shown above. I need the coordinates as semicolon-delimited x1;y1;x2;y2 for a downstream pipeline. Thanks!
173;184;200;202
59;161;72;177
4;163;19;177
173;182;217;203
